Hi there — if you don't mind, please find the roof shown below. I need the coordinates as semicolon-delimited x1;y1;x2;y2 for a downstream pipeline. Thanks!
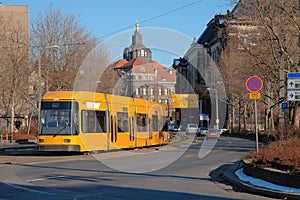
111;58;176;83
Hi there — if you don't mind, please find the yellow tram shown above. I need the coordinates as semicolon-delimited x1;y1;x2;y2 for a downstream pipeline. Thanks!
37;91;170;152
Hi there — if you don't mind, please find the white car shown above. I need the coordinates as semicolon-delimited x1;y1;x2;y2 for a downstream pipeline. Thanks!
220;128;229;134
186;124;198;134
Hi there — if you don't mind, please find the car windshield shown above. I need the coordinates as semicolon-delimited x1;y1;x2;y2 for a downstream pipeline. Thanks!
189;124;197;128
40;101;79;135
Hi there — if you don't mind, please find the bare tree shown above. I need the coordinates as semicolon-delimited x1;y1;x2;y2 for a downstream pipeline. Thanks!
30;4;105;92
224;0;300;129
0;19;30;133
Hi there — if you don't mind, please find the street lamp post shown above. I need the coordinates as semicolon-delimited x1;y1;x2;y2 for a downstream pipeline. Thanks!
208;88;219;130
37;45;61;132
37;54;42;132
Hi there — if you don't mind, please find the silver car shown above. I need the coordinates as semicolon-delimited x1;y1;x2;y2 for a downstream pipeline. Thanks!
186;124;198;134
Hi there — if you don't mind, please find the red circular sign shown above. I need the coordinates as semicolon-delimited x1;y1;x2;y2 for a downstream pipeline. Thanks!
246;76;263;92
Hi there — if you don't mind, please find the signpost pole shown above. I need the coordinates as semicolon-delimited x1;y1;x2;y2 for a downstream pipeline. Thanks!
254;99;259;153
246;75;263;154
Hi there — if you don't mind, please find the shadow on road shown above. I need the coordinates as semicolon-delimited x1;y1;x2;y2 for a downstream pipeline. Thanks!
0;182;246;200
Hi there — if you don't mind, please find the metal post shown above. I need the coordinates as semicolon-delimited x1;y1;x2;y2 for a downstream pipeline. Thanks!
216;90;219;130
267;81;271;134
199;99;203;127
279;0;285;125
255;99;259;153
38;54;41;133
36;45;61;134
208;88;219;130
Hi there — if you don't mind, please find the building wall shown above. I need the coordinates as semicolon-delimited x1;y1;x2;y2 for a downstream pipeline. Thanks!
0;4;29;131
0;4;28;45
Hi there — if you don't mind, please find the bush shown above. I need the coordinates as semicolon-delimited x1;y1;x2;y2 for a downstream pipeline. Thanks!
244;136;300;175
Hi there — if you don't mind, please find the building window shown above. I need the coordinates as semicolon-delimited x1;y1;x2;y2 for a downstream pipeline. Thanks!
150;87;154;95
239;36;252;48
141;49;145;57
143;87;147;95
165;88;168;95
158;88;162;95
136;88;139;95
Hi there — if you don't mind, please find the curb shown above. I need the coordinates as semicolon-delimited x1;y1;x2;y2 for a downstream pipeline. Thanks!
0;143;37;155
221;161;300;200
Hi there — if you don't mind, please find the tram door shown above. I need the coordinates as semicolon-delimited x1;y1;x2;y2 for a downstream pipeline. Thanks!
110;115;117;149
129;117;135;148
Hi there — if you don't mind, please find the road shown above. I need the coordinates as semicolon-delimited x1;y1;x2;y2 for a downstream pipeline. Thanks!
0;134;272;200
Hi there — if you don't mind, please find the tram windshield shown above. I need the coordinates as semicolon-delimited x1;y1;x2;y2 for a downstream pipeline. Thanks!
40;102;79;135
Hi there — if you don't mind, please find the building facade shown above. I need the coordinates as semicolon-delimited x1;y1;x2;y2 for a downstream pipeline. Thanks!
173;1;261;130
98;21;176;110
0;4;29;132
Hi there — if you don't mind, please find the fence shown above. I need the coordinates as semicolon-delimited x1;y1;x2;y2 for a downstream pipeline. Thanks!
0;134;14;144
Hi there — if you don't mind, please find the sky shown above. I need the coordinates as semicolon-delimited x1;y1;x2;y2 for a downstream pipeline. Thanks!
1;0;236;65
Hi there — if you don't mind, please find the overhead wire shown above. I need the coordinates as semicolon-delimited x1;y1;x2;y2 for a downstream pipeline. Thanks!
99;0;204;39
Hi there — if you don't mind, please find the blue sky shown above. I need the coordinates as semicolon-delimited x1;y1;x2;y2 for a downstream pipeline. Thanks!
2;0;235;65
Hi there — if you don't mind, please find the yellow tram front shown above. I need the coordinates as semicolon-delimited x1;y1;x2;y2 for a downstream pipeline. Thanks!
37;91;107;152
38;99;81;151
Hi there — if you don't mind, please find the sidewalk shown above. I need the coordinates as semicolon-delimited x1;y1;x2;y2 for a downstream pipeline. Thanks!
221;161;300;200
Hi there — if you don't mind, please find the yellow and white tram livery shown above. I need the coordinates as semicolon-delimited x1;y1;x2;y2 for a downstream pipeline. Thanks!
38;91;170;152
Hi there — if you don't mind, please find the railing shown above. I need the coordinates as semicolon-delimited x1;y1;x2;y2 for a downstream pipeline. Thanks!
0;134;14;144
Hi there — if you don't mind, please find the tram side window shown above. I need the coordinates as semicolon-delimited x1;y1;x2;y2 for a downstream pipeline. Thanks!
82;110;107;133
152;115;159;132
136;114;148;132
117;112;128;132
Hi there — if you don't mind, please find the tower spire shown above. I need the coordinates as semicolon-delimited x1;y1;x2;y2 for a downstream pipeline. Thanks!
135;20;140;33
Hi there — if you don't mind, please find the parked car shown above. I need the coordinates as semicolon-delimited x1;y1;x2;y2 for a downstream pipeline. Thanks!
196;127;208;136
186;124;198;134
206;129;221;139
220;128;229;134
169;124;181;132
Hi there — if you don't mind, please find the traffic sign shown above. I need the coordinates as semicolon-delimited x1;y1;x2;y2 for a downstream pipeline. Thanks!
246;76;263;92
282;102;288;110
288;90;300;101
199;114;208;120
249;92;260;99
287;79;300;89
288;72;300;79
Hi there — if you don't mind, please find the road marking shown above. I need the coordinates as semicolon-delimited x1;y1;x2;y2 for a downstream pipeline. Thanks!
26;175;66;183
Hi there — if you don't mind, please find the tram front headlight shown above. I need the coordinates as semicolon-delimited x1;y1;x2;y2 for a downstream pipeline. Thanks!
63;139;71;143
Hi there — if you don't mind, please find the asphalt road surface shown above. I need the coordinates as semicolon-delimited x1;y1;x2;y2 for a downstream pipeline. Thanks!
0;134;273;200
